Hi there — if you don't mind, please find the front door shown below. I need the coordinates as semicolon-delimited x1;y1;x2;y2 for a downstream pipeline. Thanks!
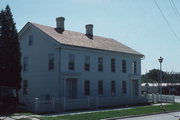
66;78;77;99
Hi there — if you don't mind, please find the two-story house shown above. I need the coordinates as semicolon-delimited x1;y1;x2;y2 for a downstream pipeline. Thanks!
19;17;144;112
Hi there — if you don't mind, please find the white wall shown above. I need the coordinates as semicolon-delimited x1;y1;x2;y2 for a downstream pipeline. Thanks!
60;46;142;99
19;26;60;103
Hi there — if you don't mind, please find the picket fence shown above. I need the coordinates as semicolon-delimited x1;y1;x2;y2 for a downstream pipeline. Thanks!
24;94;175;113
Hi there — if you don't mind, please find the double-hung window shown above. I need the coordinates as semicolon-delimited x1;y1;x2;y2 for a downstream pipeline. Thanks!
84;80;90;96
122;60;126;73
98;80;103;96
111;80;116;95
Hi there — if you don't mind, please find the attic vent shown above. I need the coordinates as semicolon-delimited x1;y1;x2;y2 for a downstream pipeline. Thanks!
85;24;93;39
56;17;65;31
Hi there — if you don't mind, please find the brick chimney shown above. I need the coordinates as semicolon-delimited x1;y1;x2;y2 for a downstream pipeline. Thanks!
56;17;65;31
85;24;93;36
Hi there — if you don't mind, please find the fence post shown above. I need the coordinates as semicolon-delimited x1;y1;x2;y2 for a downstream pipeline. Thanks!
156;93;159;102
173;95;175;102
35;98;39;113
152;93;154;103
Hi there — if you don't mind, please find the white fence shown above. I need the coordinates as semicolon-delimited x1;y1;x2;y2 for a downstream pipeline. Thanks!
25;95;175;113
144;94;175;103
26;96;147;113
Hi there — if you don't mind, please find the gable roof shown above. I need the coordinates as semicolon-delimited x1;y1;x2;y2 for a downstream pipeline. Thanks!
29;22;143;56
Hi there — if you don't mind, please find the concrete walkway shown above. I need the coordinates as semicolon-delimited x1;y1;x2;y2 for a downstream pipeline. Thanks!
0;102;176;120
0;115;41;120
43;103;171;117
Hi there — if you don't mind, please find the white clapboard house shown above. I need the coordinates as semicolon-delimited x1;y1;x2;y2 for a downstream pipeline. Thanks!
18;17;145;112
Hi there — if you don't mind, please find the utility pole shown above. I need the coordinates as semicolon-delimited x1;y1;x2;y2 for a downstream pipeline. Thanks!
158;56;163;107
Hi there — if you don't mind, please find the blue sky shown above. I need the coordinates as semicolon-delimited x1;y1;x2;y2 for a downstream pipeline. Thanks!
1;0;180;74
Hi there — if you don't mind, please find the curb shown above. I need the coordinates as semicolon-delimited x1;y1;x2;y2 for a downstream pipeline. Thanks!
101;110;180;120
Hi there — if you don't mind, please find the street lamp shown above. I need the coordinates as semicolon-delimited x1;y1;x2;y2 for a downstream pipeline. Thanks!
158;56;163;106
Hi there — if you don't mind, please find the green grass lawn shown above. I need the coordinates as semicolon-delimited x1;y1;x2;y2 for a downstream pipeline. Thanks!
42;103;180;120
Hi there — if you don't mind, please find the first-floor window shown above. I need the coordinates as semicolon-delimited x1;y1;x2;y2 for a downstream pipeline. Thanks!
111;80;116;95
98;80;103;96
84;80;90;96
122;81;127;95
23;80;28;95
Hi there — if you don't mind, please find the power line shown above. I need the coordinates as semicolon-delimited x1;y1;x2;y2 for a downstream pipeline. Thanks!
154;0;180;42
169;0;180;22
171;0;180;17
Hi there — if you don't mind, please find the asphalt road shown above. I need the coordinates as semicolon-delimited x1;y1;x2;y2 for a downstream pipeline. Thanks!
117;112;180;120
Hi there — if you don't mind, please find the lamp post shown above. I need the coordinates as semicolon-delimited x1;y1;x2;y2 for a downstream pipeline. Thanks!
158;56;163;106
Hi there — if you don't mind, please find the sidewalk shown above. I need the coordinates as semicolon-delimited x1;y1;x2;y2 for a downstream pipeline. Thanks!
0;115;41;120
0;103;173;120
43;103;171;117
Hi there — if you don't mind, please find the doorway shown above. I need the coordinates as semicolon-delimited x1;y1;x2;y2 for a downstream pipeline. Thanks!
66;78;77;99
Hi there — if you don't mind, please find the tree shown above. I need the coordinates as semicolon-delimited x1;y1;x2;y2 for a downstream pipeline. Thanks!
0;5;21;90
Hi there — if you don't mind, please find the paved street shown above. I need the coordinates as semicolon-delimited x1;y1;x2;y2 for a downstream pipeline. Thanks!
117;112;180;120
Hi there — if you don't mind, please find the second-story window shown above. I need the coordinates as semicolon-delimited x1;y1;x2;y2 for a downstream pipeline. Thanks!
28;35;33;46
98;57;103;72
132;61;137;74
84;56;90;71
122;60;126;73
48;54;54;70
23;56;28;72
69;54;75;70
111;58;115;72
